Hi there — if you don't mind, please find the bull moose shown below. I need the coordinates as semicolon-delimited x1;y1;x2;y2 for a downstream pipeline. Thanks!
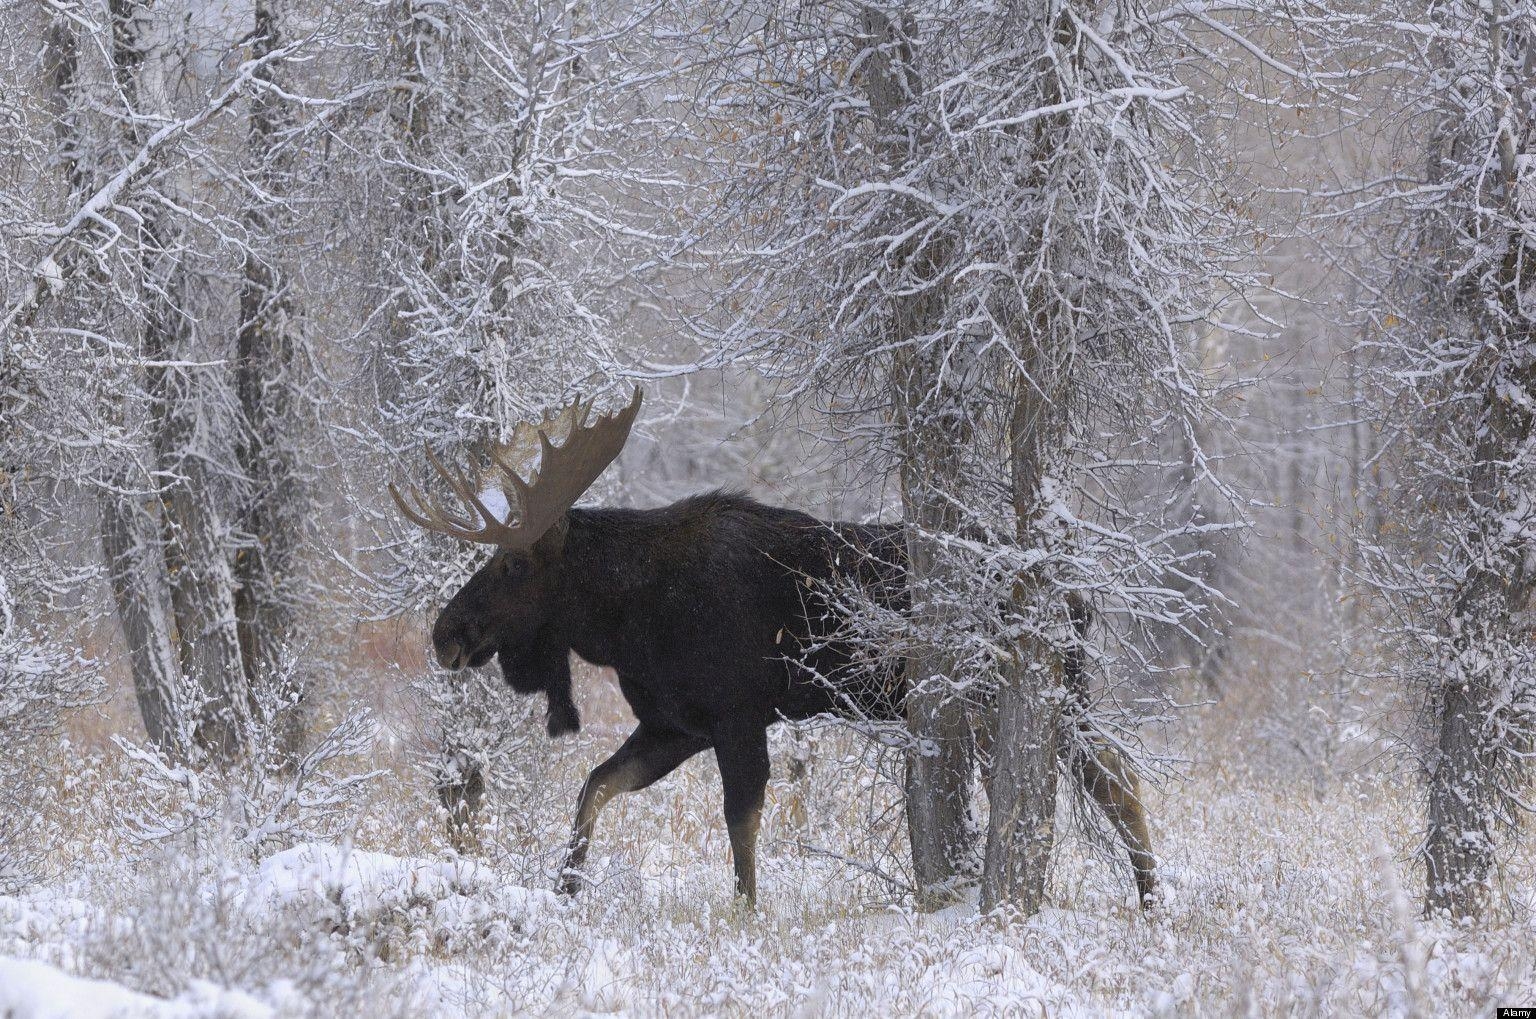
390;388;1154;907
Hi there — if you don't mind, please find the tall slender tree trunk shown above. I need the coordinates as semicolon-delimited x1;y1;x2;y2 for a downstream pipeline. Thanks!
1424;648;1500;916
379;0;487;850
895;345;979;906
145;268;250;765
1424;380;1535;916
47;10;193;760
109;0;249;766
854;5;978;906
980;359;1063;915
1418;7;1534;917
976;3;1085;916
1185;325;1231;691
236;0;310;764
99;483;188;756
1343;313;1368;632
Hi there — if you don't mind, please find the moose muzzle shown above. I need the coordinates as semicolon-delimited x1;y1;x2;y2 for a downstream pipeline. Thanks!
435;640;467;670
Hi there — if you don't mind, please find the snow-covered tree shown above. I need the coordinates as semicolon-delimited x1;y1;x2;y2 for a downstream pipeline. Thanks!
1;8;111;886
1337;0;1536;918
232;0;321;764
328;0;667;846
669;0;1268;912
8;1;327;768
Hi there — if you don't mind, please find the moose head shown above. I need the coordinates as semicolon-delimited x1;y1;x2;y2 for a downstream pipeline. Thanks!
389;389;643;736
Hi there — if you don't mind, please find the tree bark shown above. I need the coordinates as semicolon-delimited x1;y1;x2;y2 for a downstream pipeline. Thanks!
381;0;488;847
1424;383;1534;916
896;345;979;906
146;286;251;766
236;0;310;764
977;3;1083;916
1418;7;1535;917
48;9;190;759
1424;653;1500;917
980;639;1060;913
854;5;979;906
99;483;188;758
112;0;249;766
980;366;1063;915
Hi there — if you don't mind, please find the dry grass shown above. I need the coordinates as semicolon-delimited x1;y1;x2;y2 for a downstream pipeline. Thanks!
11;635;1536;1016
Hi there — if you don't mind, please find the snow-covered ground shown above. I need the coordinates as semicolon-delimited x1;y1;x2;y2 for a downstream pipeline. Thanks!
4;666;1534;1018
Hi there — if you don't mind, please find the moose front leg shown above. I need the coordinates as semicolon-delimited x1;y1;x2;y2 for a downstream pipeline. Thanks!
560;724;708;896
714;729;770;905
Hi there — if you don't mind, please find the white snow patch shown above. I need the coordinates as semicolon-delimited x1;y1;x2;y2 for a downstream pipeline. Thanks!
0;892;107;966
239;843;554;925
0;957;271;1019
37;257;63;294
580;937;633;1013
476;487;512;522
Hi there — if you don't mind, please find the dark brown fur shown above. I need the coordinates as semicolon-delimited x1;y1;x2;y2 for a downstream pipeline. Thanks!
428;492;1154;906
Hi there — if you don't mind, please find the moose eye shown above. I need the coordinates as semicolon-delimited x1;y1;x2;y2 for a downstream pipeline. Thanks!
498;555;527;580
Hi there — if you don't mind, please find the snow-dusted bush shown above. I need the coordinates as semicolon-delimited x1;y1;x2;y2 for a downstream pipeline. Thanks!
0;563;99;893
111;657;382;856
4;690;1534;1016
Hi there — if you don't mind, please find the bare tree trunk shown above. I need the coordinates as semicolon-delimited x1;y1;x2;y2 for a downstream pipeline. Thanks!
146;284;250;765
1418;8;1535;917
47;9;190;759
1182;324;1232;691
99;484;188;757
981;638;1060;913
91;0;252;766
126;1;248;764
1425;386;1534;917
1287;392;1307;554
976;3;1085;916
1343;315;1366;631
46;3;211;762
897;347;978;906
380;0;487;849
980;368;1062;915
853;6;978;907
1424;652;1500;916
236;0;310;764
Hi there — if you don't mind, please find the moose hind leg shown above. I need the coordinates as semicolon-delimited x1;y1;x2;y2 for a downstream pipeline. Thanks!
714;730;770;905
1074;743;1156;908
560;725;708;896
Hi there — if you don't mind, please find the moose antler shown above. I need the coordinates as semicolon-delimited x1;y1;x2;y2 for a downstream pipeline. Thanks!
389;387;643;549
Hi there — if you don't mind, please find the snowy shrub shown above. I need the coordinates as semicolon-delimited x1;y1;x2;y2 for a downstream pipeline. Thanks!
113;699;382;855
0;572;99;893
